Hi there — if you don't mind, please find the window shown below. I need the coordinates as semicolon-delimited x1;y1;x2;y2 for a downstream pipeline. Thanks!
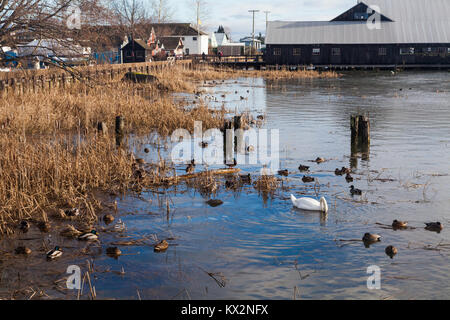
332;48;341;56
193;37;197;41
378;48;387;56
400;47;414;55
273;48;281;56
293;48;301;56
312;48;321;55
354;12;369;20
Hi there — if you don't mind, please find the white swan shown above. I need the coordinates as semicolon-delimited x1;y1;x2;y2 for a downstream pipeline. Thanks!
290;195;328;214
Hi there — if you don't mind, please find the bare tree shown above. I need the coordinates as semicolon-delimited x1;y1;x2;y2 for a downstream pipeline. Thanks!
151;0;174;23
110;0;151;37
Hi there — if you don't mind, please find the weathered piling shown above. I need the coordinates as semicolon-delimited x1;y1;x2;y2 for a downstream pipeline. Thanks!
97;121;108;135
223;119;234;163
350;115;371;166
115;116;125;146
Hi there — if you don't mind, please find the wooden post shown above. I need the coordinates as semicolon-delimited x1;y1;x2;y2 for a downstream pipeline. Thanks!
350;114;370;167
115;116;125;146
223;120;234;164
97;121;108;135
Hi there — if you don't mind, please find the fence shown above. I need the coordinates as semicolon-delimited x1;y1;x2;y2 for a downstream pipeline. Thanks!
0;60;193;96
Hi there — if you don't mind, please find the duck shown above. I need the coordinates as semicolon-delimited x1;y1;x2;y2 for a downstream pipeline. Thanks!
302;176;315;183
363;233;381;243
298;165;310;172
225;158;237;168
186;159;196;174
78;230;99;241
345;173;354;183
200;141;209;148
225;180;236;189
46;246;63;260
114;219;126;232
206;199;224;207
106;247;122;257
315;157;325;164
392;220;408;230
240;174;252;184
154;240;169;252
385;246;398;259
350;185;362;196
103;214;115;224
144;148;150;154
341;167;351;174
425;222;443;232
15;246;32;255
19;220;30;233
246;145;255;153
278;169;289;177
290;195;328;214
335;168;344;176
38;221;51;233
65;208;80;217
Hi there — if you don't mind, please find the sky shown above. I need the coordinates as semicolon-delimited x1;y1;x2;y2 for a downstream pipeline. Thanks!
173;0;357;40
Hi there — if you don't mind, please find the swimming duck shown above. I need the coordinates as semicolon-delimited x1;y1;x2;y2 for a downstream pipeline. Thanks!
15;246;32;255
278;169;289;177
392;220;408;230
302;176;315;183
19;220;30;233
38;221;51;233
106;247;122;257
186;159;196;174
315;157;325;164
346;173;354;183
240;174;252;184
200;141;209;148
144;148;150;154
363;233;381;243
298;165;310;172
291;195;328;214
154;240;169;252
246;145;255;153
341;167;351;174
335;168;344;176
425;222;443;232
46;246;63;260
385;245;398;259
103;214;115;224
350;185;362;196
78;230;99;241
206;199;224;207
135;158;145;165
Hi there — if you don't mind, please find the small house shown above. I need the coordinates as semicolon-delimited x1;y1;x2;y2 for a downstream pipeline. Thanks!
121;39;153;64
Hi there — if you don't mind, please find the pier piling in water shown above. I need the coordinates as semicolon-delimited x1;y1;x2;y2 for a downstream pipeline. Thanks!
350;115;370;166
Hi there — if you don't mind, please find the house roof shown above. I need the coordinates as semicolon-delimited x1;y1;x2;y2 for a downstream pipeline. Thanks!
122;39;152;51
159;37;183;51
266;0;450;45
147;23;208;36
214;32;229;46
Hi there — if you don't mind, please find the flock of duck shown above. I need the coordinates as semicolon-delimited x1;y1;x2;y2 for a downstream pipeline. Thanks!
283;159;444;259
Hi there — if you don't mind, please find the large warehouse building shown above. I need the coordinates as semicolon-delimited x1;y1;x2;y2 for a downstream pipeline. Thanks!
265;0;450;66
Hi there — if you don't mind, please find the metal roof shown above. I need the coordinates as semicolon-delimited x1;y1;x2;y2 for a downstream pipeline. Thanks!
266;0;450;45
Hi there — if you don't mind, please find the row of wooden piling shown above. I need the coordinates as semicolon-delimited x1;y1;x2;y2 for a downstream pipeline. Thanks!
0;60;193;96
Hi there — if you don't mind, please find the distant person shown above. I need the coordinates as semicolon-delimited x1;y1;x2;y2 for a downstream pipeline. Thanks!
219;51;223;61
202;52;206;61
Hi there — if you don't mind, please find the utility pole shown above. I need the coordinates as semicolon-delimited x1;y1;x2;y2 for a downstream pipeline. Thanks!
197;1;201;55
264;11;270;28
248;10;259;55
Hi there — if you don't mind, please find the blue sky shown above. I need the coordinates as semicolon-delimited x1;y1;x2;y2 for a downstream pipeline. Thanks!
173;0;357;40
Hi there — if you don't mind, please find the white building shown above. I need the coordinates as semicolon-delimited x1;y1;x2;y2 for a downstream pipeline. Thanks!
148;23;209;55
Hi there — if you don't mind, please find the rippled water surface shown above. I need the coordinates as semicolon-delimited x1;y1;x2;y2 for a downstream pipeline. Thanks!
8;71;448;300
